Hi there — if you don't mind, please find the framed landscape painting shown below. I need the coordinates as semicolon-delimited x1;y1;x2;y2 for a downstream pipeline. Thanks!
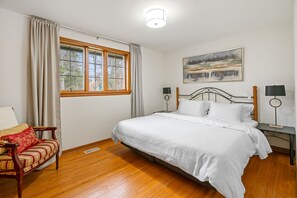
183;47;243;83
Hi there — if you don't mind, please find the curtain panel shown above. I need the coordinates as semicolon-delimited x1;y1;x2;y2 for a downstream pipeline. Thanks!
130;44;145;118
28;16;61;167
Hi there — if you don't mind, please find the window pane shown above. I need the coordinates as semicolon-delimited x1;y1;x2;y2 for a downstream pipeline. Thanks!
89;54;95;64
89;50;103;92
71;62;84;76
60;61;70;75
89;63;95;71
89;68;95;78
89;78;103;91
60;76;71;90
89;63;95;77
70;76;84;90
89;77;96;91
115;79;124;90
89;77;103;91
115;68;124;78
95;78;103;91
96;55;102;64
71;48;83;62
89;50;102;62
96;65;103;77
108;79;115;90
107;53;126;90
60;47;70;60
60;45;85;91
108;66;115;78
116;58;124;67
108;57;115;66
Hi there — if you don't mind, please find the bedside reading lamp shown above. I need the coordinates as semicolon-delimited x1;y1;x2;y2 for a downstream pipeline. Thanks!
163;87;171;111
265;85;286;128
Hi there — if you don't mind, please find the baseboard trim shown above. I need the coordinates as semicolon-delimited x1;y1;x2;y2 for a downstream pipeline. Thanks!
62;138;111;154
271;145;290;154
62;140;290;156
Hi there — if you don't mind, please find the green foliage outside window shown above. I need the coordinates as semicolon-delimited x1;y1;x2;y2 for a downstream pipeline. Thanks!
60;45;84;90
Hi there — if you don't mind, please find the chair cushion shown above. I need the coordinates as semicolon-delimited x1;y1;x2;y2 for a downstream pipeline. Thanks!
0;123;29;155
0;140;59;173
1;126;39;155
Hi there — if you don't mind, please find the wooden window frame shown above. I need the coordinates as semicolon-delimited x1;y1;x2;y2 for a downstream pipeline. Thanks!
60;37;131;97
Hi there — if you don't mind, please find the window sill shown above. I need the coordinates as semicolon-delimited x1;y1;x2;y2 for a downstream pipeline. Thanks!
60;90;131;97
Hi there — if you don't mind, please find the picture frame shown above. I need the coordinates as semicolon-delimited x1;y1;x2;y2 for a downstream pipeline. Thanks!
183;47;243;83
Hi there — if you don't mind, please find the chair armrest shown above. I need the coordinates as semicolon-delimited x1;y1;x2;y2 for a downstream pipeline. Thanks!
32;126;58;140
32;126;57;131
0;142;23;171
0;142;19;148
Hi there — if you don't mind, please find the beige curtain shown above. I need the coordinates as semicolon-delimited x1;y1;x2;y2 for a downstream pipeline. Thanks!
28;16;61;167
130;44;144;117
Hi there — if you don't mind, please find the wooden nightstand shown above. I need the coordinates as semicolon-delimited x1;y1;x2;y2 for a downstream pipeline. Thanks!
256;123;296;165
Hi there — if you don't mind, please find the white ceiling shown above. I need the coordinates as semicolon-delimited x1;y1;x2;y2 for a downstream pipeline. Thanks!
0;0;293;52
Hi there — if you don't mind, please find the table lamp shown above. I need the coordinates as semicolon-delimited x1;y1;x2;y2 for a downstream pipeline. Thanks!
265;85;286;128
163;87;171;111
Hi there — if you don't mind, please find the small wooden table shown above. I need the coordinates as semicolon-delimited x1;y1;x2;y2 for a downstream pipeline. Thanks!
256;123;296;165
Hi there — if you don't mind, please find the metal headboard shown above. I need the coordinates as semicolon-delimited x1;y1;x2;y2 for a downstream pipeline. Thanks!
176;86;258;121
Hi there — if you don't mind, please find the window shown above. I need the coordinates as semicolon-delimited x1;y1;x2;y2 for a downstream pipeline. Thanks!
89;50;103;91
108;53;125;90
59;37;130;97
60;45;85;91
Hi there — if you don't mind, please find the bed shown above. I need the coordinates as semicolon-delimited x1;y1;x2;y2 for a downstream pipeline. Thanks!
112;86;272;198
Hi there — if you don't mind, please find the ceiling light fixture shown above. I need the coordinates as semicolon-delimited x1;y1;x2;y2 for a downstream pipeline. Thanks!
145;8;167;28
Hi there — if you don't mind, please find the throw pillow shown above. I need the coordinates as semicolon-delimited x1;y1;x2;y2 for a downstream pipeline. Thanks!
0;123;28;155
1;126;39;155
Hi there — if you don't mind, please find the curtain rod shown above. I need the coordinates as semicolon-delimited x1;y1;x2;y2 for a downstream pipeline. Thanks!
22;13;131;46
60;25;130;46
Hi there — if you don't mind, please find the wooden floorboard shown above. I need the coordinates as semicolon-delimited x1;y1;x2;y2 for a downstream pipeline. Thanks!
0;139;295;198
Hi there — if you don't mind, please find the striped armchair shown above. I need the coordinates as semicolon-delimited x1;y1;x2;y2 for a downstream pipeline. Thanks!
0;107;60;198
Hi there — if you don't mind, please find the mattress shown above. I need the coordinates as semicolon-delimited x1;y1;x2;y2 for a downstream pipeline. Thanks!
112;113;272;198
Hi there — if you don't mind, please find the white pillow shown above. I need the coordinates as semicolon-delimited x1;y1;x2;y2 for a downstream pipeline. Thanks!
178;99;209;117
208;102;243;123
241;104;254;122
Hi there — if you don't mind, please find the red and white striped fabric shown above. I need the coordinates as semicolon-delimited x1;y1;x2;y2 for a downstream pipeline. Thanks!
0;140;59;175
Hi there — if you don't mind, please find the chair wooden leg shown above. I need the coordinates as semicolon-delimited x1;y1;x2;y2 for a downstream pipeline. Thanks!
55;152;59;170
16;174;23;198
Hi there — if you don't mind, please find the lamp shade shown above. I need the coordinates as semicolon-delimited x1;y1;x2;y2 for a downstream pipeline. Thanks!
163;87;171;94
265;85;286;96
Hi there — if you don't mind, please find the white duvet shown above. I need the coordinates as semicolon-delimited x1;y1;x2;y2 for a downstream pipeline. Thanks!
112;113;272;198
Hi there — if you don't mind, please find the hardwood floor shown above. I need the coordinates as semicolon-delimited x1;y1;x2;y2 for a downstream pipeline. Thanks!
0;139;295;198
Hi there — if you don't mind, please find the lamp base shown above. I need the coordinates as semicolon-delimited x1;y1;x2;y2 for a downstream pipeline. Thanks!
269;123;283;129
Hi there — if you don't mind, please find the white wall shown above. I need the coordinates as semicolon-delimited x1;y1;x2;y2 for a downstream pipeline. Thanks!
0;8;29;123
60;95;131;150
141;47;165;115
0;8;165;151
164;22;295;148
